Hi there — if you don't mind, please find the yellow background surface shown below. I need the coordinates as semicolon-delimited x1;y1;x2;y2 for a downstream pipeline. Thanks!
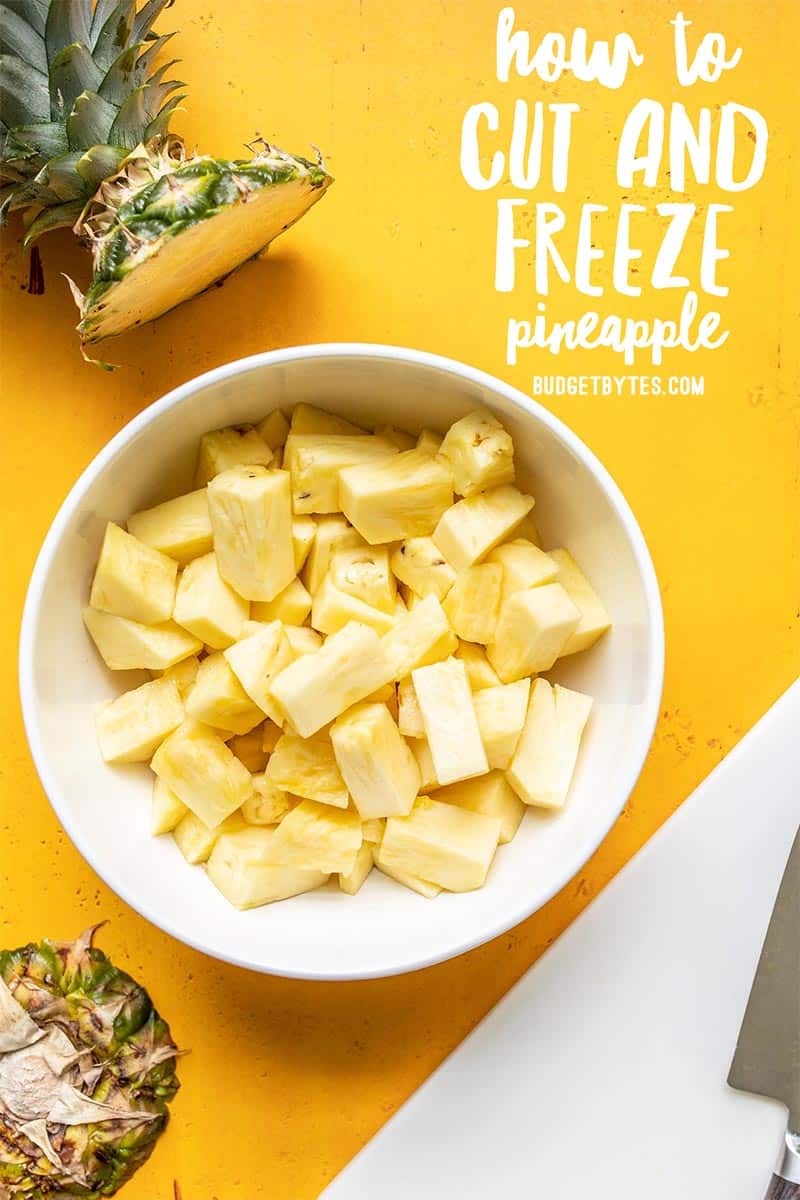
1;2;799;1196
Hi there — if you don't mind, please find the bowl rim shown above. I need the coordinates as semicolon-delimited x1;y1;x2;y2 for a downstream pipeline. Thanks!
19;342;665;980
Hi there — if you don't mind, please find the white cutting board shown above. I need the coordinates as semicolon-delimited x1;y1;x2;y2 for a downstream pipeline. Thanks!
322;680;800;1199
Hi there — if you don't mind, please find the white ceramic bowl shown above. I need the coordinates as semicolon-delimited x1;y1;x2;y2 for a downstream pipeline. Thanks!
20;345;663;980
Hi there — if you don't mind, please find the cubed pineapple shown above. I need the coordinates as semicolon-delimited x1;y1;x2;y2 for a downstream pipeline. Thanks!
157;655;201;699
186;652;265;735
488;539;558;606
284;434;397;514
340;449;453;544
397;676;425;738
409;737;439;790
173;552;249;649
90;522;177;626
261;719;283;753
291;516;317;572
195;426;272;486
380;797;501;892
223;622;293;725
431;772;525;844
439;409;515;496
269;621;391;737
283;625;323;657
302;515;364;595
390;537;456;601
229;726;269;773
433;485;534;572
83;607;202;671
338;841;374;895
416;429;443;455
411;657;488;785
151;719;254;827
151;777;188;835
442;563;503;644
311;572;395;637
363;682;396;707
290;403;365;436
471;679;531;770
456;641;501;691
372;847;442;897
507;678;593;809
257;409;290;450
266;799;362;874
207;465;294;601
487;583;580;682
361;817;386;844
242;774;293;824
173;810;247;865
375;424;416;451
208;825;329;907
94;677;183;764
380;594;457;681
127;489;213;565
514;510;542;547
331;544;396;614
266;733;349;808
548;548;611;655
251;577;312;625
330;702;420;819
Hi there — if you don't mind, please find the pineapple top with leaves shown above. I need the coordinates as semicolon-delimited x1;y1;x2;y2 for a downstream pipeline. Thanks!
0;927;179;1197
0;0;332;350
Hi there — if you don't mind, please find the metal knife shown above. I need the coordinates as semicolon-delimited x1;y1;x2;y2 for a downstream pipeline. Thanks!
729;825;800;1199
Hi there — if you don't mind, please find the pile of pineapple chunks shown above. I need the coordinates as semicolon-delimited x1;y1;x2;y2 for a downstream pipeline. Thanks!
85;403;610;909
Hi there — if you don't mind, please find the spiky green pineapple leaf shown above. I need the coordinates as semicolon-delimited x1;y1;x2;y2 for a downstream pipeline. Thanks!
44;0;90;67
66;86;116;145
49;39;103;114
92;0;136;74
0;51;48;124
76;140;124;188
0;2;47;72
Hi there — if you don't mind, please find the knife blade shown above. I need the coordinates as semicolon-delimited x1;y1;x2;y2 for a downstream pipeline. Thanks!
729;825;800;1198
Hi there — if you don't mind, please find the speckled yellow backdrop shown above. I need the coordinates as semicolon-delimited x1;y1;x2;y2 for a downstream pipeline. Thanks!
1;1;798;1196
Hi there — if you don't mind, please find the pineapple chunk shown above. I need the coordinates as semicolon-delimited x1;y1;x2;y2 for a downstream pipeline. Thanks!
331;544;396;614
381;797;501;892
507;679;593;809
94;677;183;764
340;449;453;544
151;777;188;835
514;510;542;546
380;594;457;682
442;563;503;644
251;577;312;625
186;652;265;735
416;429;443;455
127;489;213;565
433;485;534;571
302;515;364;594
548;548;611;655
151;719;254;827
83;607;202;671
409;737;439;790
266;799;362;874
173;552;249;649
173;810;246;865
207;465;294;601
456;641;501;691
291;515;317;571
223;622;293;725
390;537;456;601
361;817;386;844
229;726;269;773
488;538;558;606
330;702;420;819
261;719;283;753
195;426;272;486
269;621;391;737
266;733;349;808
411;658;488;785
208;825;328;907
285;434;397;514
471;679;531;770
257;409;290;450
90;522;177;625
397;676;425;738
157;655;201;699
283;625;323;657
372;847;442;897
439;409;515;496
432;772;524;844
243;774;293;824
487;583;580;682
339;841;375;894
311;572;395;637
290;403;365;436
363;682;396;706
376;424;416;451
